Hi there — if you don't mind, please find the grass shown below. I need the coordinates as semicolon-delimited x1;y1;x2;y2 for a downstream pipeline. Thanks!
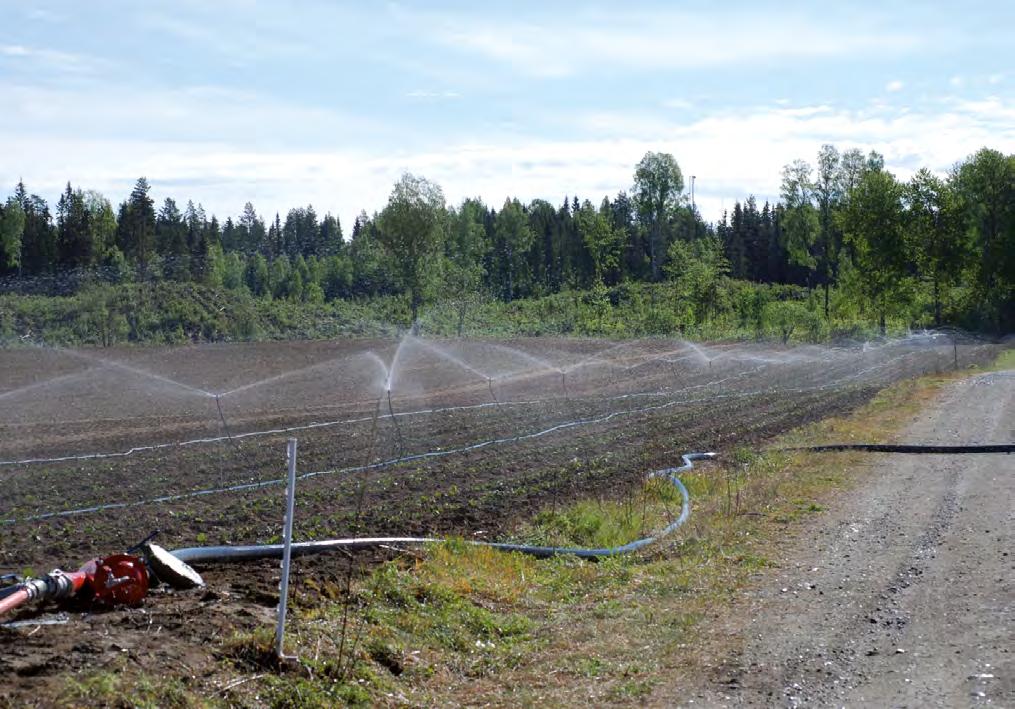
985;346;1015;371
29;347;1012;707
60;667;204;709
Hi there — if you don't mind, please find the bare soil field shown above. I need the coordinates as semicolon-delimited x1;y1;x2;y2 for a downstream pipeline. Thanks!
0;334;1002;705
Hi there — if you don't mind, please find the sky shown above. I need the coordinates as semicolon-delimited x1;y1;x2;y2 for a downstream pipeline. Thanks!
1;0;1013;228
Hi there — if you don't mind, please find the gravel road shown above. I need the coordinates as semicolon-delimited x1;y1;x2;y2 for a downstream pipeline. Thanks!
681;370;1014;708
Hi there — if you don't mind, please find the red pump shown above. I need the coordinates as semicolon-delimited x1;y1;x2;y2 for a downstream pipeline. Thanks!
0;554;149;618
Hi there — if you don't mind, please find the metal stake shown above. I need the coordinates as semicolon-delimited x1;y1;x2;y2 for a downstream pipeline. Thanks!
275;438;298;661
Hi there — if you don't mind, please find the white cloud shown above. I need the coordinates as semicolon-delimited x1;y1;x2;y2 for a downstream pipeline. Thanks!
0;44;104;74
0;83;389;149
406;90;461;99
662;98;695;110
949;75;964;87
26;8;67;23
416;9;924;78
5;97;1012;231
886;80;905;92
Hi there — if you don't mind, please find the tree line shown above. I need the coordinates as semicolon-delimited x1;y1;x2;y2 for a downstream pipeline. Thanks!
1;147;1012;333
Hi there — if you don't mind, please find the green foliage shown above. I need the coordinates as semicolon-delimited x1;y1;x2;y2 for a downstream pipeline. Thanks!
61;669;202;709
633;151;685;280
375;173;448;322
906;168;966;326
117;177;156;274
366;560;532;654
667;235;731;324
952;148;1015;332
840;168;912;333
493;197;534;300
2;146;1011;338
0;282;411;345
0;197;25;271
762;300;822;343
780;158;819;272
521;475;682;549
575;199;622;283
245;253;270;297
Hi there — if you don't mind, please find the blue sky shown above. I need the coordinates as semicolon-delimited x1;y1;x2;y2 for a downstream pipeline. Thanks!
1;1;1012;227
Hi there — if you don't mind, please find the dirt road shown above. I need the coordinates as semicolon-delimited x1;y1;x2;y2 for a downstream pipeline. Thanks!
680;370;1014;707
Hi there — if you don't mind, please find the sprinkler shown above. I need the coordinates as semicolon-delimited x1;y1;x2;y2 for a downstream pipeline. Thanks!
214;394;233;441
386;388;405;457
487;377;505;415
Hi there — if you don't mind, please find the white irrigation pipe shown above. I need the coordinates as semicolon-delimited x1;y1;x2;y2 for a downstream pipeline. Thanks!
0;335;960;469
169;453;716;563
1;342;919;475
2;365;879;525
1;344;974;527
0;364;766;469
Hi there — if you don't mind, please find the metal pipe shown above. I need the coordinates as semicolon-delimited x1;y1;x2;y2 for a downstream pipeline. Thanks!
0;568;88;618
275;439;298;659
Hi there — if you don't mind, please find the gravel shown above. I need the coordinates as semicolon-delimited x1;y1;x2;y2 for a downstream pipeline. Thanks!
680;370;1014;708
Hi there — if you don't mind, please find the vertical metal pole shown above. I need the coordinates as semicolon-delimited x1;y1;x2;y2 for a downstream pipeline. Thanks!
953;336;959;371
275;437;297;660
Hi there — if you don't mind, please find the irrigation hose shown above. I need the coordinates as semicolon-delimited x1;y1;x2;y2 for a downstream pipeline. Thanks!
169;452;716;564
782;443;1014;454
168;441;1014;567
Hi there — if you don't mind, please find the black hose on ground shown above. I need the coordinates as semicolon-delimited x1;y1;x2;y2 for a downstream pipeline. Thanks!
781;443;1013;454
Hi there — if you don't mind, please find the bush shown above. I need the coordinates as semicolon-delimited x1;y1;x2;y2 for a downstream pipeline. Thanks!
762;300;822;344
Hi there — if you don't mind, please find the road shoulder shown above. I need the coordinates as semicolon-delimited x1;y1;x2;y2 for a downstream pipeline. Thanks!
661;369;1014;707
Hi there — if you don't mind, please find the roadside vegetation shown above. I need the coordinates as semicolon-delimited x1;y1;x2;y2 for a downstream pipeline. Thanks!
42;354;1007;708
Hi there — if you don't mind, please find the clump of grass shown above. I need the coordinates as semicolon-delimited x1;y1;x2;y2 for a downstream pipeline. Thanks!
519;472;685;549
363;558;533;655
259;674;372;708
985;347;1015;371
60;671;202;709
416;539;535;603
219;626;277;669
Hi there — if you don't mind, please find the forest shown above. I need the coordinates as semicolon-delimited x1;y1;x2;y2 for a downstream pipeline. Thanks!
0;145;1012;344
